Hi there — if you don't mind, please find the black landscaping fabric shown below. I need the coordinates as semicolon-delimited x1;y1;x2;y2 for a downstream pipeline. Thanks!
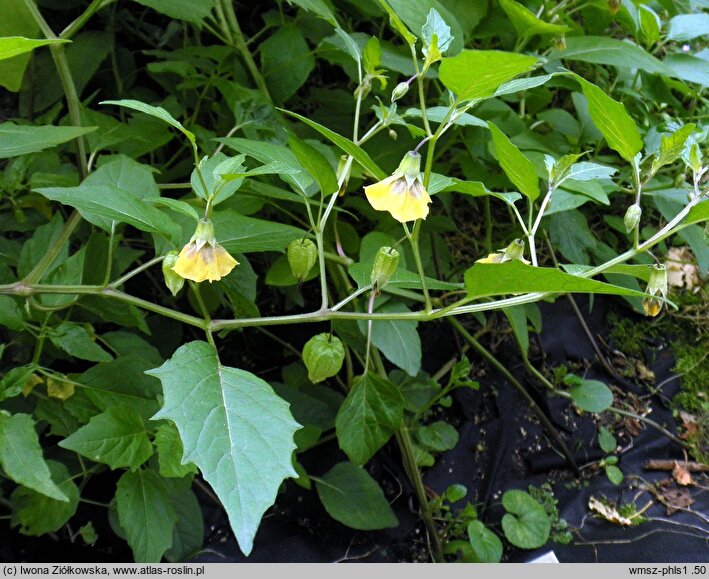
2;297;706;563
196;296;708;563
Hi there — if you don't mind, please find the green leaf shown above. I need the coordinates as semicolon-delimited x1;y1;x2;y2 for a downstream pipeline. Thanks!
59;407;153;471
154;422;198;478
664;53;709;87
570;379;613;413
74;355;161;422
217;137;314;195
464;260;648;299
261;25;314;104
10;461;79;536
285;0;337;26
439;50;538;102
0;413;68;501
467;521;503;563
130;0;215;22
605;464;624;485
146;197;200;221
550;36;674;76
100;99;195;147
667;14;709;42
0;296;23;330
49;323;113;363
549;210;596;264
382;0;464;54
416;421;459;452
164;482;204;562
576;77;642;164
652;124;696;174
501;490;551;549
488;122;540;201
1;366;37;402
599;426;617;453
278;109;387;180
148;341;301;555
686;200;709;227
335;373;403;465
213;210;306;253
0;37;68;61
562;162;617;183
422;8;453;58
289;136;339;196
36;184;180;242
0;123;96;159
115;468;178;562
0;1;40;91
315;462;398;530
499;0;569;38
359;301;422;376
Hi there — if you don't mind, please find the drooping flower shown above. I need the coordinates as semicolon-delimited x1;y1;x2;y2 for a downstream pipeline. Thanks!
477;239;530;264
642;264;668;317
172;218;238;283
364;151;432;223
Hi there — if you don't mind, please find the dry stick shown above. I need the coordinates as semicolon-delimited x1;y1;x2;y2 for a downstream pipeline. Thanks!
643;460;709;473
448;318;580;474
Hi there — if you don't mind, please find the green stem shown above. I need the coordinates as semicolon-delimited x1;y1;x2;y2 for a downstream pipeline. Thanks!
450;318;579;473
405;222;432;313
190;282;217;349
371;352;444;562
60;0;115;39
24;212;82;284
108;255;165;289
220;0;273;104
2;282;206;329
22;0;89;177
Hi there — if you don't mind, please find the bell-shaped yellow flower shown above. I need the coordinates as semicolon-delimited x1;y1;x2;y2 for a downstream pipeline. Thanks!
477;239;530;264
172;218;238;283
642;264;668;317
364;151;431;223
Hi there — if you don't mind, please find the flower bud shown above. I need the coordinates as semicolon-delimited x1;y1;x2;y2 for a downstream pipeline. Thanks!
287;238;318;283
302;333;345;383
624;203;642;233
553;36;567;50
388;128;398;140
162;251;185;296
391;81;409;102
642;264;668;317
608;0;621;14
371;246;400;293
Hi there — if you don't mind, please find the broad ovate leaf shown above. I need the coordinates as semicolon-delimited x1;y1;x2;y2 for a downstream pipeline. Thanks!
488;122;540;201
576;77;642;164
335;373;403;465
0;413;68;501
439;50;538;102
315;461;398;530
147;341;301;555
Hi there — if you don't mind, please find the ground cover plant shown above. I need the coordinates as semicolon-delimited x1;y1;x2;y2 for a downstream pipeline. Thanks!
0;0;707;564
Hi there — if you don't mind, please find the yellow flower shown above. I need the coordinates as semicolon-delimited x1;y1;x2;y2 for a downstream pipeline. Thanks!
364;151;431;223
477;239;530;264
642;264;668;317
172;218;238;283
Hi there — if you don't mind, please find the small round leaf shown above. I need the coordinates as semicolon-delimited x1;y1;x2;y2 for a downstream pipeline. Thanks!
501;490;551;549
467;520;503;563
570;379;613;413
